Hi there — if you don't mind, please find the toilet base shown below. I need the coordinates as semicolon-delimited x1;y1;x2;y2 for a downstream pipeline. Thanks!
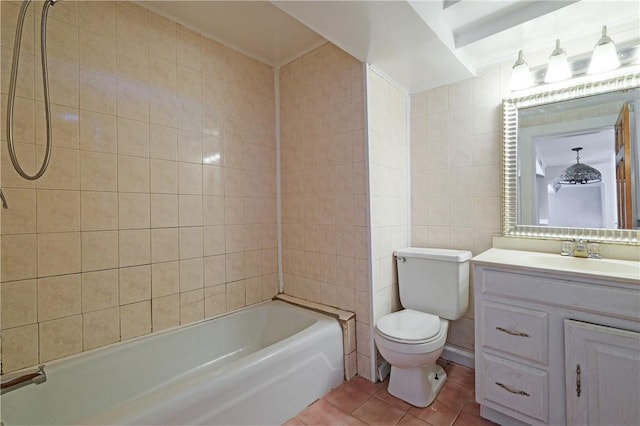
387;364;447;408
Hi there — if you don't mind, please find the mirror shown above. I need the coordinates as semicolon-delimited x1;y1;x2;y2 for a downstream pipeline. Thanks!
502;70;640;244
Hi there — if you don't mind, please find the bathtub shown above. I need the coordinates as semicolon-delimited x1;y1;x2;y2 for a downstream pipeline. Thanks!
0;300;344;425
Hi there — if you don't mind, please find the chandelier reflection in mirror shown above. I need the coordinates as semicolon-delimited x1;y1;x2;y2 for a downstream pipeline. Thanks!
558;147;603;185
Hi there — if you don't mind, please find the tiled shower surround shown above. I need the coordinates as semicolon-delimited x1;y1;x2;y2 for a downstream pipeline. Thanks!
279;45;370;378
0;1;278;373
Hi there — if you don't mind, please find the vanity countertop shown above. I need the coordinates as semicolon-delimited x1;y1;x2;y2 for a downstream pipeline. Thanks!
472;248;640;285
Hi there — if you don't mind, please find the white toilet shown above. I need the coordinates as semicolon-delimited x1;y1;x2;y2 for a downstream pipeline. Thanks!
374;247;471;407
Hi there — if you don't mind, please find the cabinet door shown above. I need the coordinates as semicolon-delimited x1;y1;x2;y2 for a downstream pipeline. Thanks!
564;320;640;426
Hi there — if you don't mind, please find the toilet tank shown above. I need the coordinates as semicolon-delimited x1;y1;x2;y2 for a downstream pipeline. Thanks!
395;247;472;321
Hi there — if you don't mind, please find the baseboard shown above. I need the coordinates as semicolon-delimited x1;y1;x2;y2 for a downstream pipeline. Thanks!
440;345;475;369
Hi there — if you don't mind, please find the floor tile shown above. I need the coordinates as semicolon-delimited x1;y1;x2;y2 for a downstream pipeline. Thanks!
324;383;373;414
353;397;406;425
346;375;384;395
297;399;349;425
397;413;432;425
373;386;412;412
408;398;463;426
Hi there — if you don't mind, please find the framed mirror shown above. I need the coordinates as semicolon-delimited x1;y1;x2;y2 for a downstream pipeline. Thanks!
502;70;640;245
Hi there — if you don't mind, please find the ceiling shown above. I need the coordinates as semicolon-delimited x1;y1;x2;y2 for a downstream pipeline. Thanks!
141;0;640;93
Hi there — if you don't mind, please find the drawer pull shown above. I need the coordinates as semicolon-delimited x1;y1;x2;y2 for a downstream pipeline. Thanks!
495;326;530;338
495;381;530;397
576;364;581;397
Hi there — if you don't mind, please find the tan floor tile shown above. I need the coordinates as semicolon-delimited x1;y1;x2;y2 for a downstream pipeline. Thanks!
397;413;431;425
374;387;412;412
323;382;372;414
445;364;475;389
298;399;349;425
346;375;384;395
453;412;497;426
338;415;369;425
408;399;462;426
353;398;405;425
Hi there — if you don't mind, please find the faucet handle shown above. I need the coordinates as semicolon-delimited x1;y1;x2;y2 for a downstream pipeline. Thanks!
560;241;575;256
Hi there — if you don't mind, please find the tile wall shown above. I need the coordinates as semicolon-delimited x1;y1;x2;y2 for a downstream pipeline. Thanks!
366;67;409;377
409;67;507;351
0;1;278;373
279;43;370;379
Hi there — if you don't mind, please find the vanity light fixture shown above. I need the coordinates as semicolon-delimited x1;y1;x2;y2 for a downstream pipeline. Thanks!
544;39;572;83
588;26;620;74
558;147;602;185
510;50;534;91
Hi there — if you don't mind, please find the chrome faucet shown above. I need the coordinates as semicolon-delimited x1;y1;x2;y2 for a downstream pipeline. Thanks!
573;240;588;258
561;240;601;258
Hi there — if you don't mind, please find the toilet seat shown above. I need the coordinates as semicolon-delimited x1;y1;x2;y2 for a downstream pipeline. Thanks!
376;309;441;344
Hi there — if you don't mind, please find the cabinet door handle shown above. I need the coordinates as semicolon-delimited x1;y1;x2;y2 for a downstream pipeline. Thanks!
495;326;530;338
495;382;530;397
576;364;581;397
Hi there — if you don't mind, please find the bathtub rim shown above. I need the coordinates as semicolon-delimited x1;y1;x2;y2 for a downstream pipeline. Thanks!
0;298;337;379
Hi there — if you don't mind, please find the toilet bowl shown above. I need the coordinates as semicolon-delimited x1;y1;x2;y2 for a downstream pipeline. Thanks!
374;247;471;408
374;309;449;407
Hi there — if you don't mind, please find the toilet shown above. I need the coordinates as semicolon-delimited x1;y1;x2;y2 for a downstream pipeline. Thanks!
374;247;471;407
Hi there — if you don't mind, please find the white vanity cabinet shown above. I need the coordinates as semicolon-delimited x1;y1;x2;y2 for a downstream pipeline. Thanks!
472;249;640;426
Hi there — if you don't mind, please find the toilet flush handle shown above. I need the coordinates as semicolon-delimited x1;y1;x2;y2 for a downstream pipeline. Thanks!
397;256;407;262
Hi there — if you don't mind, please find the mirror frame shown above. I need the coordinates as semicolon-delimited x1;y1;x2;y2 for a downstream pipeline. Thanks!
502;69;640;245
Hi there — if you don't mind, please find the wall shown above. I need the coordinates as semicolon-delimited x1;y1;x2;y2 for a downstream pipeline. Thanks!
409;66;506;352
0;1;277;374
366;67;409;376
279;43;370;378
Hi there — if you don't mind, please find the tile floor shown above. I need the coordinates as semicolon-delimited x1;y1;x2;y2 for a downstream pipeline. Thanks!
285;360;496;426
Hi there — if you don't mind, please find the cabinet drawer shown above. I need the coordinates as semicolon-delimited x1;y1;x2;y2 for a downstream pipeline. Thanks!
479;301;548;365
480;353;549;423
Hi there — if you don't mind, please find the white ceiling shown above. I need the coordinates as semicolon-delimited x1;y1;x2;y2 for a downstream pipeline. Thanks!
140;0;640;94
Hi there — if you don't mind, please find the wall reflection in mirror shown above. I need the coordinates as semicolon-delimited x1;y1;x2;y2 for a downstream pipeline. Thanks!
517;88;639;230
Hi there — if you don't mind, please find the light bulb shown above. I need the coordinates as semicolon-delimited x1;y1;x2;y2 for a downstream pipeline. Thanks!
544;39;571;83
588;26;620;74
510;50;534;91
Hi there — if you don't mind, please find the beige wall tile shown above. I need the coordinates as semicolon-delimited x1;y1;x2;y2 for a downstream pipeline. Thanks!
152;294;179;331
80;151;117;191
178;195;203;226
117;43;149;86
149;89;177;128
178;162;203;195
39;315;83;362
118;193;150;230
81;231;118;272
179;257;204;292
203;196;225;225
204;225;225;256
83;307;119;350
79;70;116;115
179;227;204;260
36;190;80;233
1;279;37;329
117;117;149;158
120;301;151;340
150;194;179;228
149;14;176;61
180;289;204;324
204;284;226;317
119;229;150;267
1;188;36;234
78;1;116;39
225;252;245;282
177;27;201;70
203;165;224;195
204;255;225;287
226;279;245;311
1;324;39;373
35;147;80;191
245;276;262;306
38;232;81;277
1;234;37;282
117;80;149;122
82;269;119;313
81;191;118;231
79;29;116;75
178;130;202;164
116;4;148;51
118;155;149;193
79;110;117;154
48;60;79;108
119;265;151;305
150;124;177;161
151;261;179;298
37;274;81;322
151;228;179;263
150;159;178;194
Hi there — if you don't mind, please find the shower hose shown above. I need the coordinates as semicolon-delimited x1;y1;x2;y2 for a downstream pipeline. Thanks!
6;0;58;181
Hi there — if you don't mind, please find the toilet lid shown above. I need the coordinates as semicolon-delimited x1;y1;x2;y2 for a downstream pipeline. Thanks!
376;309;441;342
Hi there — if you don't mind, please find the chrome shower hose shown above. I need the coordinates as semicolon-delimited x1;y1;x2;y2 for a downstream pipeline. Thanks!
6;0;58;180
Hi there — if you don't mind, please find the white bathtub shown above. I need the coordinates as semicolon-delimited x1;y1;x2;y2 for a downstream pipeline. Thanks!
0;300;344;425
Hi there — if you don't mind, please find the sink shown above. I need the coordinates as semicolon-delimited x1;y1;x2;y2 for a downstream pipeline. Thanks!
521;254;640;278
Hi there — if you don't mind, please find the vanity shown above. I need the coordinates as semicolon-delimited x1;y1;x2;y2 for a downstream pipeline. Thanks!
473;248;640;426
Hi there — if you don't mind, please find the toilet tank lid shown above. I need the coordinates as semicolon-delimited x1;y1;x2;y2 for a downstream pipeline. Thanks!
394;247;472;262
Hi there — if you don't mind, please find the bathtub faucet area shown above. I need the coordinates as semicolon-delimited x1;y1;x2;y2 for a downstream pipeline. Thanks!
1;365;47;395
